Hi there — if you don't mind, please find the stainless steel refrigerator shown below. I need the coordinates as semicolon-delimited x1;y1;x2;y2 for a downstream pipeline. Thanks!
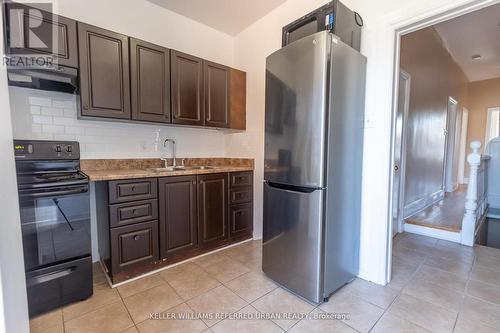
263;30;366;304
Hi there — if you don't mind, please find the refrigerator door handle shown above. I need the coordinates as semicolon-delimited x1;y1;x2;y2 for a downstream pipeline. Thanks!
265;181;324;193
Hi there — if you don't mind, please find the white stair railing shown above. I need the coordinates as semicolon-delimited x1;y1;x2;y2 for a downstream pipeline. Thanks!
461;141;490;246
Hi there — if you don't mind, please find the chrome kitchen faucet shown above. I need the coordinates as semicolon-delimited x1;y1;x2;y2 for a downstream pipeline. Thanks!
162;138;176;167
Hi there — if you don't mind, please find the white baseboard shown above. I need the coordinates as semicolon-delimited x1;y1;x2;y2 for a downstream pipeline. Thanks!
404;190;445;219
403;223;461;243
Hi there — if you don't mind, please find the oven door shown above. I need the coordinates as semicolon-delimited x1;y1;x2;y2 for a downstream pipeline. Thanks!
18;184;91;272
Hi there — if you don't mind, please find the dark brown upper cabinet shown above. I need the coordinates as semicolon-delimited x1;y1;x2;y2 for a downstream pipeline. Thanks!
158;176;198;259
4;3;78;68
229;69;247;130
130;38;171;123
204;61;229;128
170;50;204;126
197;173;228;247
78;23;131;119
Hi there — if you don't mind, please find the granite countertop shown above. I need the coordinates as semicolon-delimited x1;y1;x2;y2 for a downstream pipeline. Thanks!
81;158;254;181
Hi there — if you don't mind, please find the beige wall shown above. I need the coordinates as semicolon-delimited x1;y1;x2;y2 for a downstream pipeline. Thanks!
400;27;468;208
466;78;500;152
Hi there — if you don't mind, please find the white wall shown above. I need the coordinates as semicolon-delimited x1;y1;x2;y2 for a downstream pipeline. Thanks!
55;0;234;66
0;11;30;333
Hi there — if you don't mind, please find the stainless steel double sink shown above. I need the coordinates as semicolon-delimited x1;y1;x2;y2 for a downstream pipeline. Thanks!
146;165;215;172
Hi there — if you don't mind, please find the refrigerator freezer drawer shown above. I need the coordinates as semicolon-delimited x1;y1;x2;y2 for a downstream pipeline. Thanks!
262;182;324;303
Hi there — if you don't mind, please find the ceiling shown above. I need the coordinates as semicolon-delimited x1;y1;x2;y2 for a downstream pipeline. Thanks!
148;0;287;36
434;3;500;82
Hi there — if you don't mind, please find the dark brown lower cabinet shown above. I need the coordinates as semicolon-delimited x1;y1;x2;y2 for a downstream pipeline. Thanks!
197;173;228;247
97;171;252;283
110;220;159;273
229;203;253;238
158;176;198;259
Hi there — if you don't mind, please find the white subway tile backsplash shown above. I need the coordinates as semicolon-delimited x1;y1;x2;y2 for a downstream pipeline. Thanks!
65;126;85;135
30;106;41;115
63;109;77;118
41;107;64;117
9;86;228;159
52;99;75;109
53;117;75;125
31;124;42;133
42;124;65;134
28;96;52;107
53;134;76;141
32;115;53;124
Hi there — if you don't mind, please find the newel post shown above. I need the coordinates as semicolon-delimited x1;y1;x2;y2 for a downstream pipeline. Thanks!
462;141;481;246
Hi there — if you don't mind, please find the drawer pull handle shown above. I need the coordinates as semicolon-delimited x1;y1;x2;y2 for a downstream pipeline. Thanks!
133;235;140;241
132;209;137;215
131;186;136;191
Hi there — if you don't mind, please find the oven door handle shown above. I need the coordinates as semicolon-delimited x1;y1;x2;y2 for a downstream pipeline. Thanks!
19;186;88;199
26;266;76;286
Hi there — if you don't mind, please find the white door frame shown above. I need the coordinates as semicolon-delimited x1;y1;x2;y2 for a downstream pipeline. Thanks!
444;97;459;193
384;0;500;285
458;108;469;184
393;70;411;235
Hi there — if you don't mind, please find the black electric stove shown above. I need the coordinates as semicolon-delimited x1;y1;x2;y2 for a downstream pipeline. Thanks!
14;140;93;317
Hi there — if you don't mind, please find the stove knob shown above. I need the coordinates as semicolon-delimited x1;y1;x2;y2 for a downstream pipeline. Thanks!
55;145;62;153
66;146;73;153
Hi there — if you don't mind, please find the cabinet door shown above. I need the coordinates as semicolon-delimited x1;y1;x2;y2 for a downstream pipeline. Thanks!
78;23;131;119
198;173;228;247
5;3;78;68
204;61;229;128
229;203;253;238
170;50;204;126
130;38;171;123
229;68;246;130
110;221;159;273
158;176;198;259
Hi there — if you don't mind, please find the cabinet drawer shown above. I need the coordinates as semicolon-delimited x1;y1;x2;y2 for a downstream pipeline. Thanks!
230;172;253;188
109;199;158;228
109;178;158;203
110;221;159;273
229;188;253;204
229;203;253;238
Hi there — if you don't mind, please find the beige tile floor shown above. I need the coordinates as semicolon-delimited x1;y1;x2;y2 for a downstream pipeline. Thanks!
29;235;500;333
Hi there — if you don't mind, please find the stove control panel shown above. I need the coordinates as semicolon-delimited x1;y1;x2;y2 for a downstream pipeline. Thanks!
14;140;80;160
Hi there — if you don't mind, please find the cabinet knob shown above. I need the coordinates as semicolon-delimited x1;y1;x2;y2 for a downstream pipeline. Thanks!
132;209;137;215
83;103;89;110
133;235;140;241
131;186;136;191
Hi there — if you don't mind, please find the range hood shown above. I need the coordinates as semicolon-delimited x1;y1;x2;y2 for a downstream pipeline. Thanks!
8;66;78;94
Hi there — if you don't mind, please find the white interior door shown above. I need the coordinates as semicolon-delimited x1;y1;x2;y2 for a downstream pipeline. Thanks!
392;70;410;236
